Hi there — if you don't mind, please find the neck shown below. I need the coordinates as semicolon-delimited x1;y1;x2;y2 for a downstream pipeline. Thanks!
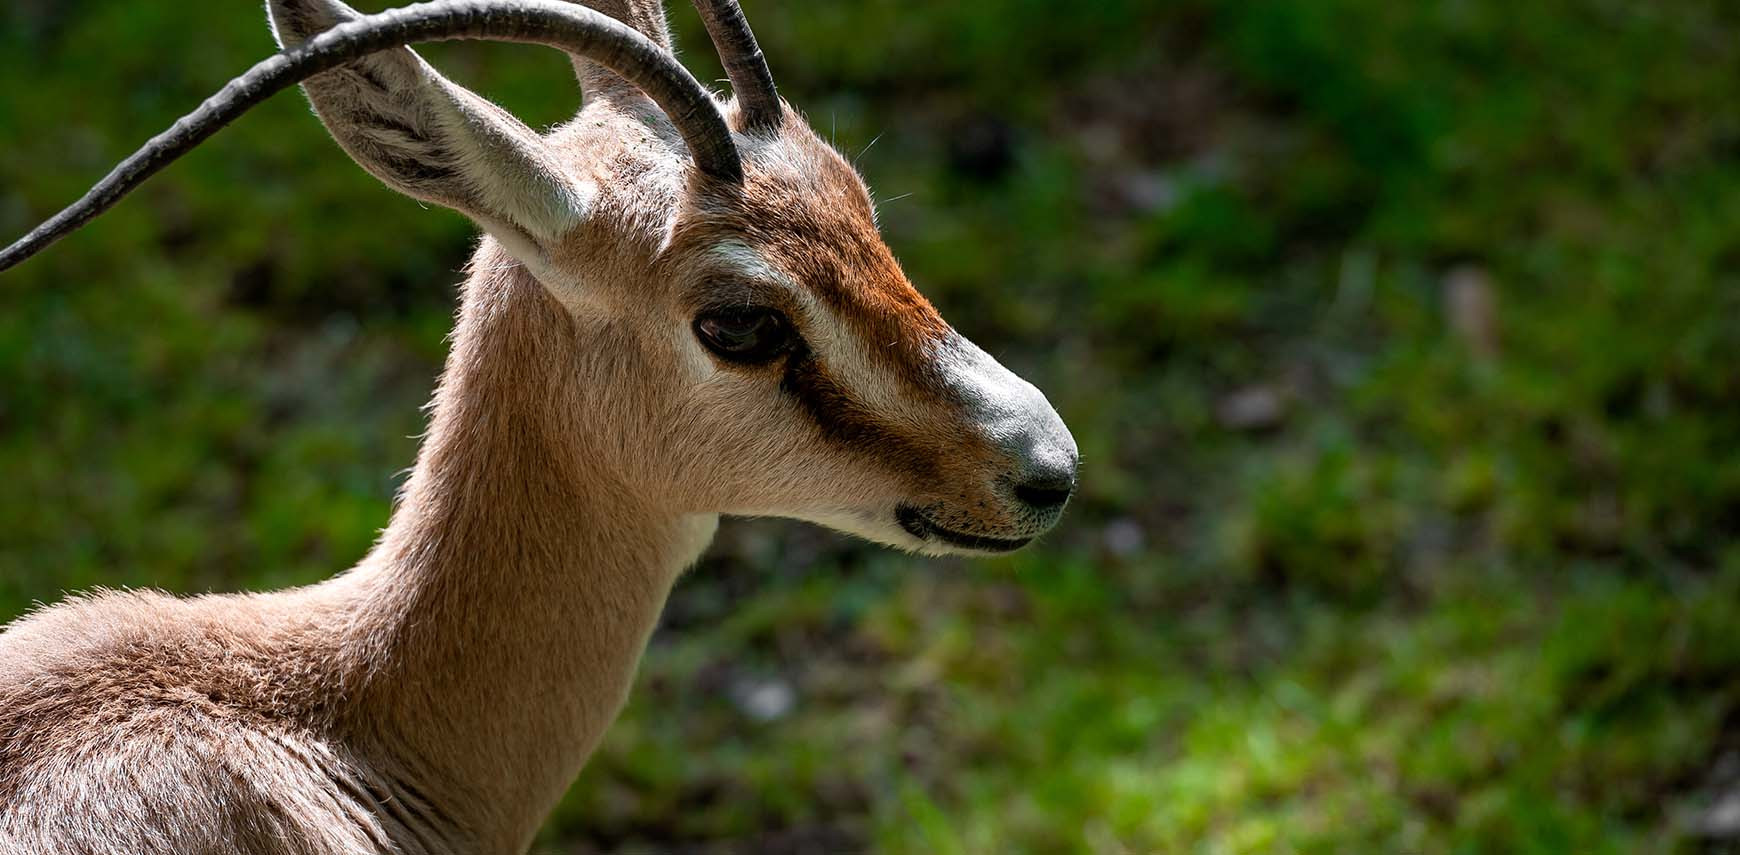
317;260;715;849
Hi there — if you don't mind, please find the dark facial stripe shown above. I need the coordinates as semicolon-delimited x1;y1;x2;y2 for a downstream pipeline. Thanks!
780;348;940;484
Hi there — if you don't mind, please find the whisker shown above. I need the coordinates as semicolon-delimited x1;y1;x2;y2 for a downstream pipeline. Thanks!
854;131;884;165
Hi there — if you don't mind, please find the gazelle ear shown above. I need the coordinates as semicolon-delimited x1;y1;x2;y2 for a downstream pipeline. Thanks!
267;0;587;252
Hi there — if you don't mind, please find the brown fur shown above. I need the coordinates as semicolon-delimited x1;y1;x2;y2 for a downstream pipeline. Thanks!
0;1;1075;852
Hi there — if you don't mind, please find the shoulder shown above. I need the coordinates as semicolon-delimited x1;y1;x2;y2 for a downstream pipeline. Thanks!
0;589;184;735
0;713;393;855
0;589;233;736
0;588;347;807
0;590;409;854
1;587;178;654
1;585;343;717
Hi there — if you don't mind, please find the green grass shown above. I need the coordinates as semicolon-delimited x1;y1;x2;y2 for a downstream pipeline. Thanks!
3;0;1739;851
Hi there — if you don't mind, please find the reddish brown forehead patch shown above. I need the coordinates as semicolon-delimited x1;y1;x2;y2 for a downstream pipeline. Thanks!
682;126;950;372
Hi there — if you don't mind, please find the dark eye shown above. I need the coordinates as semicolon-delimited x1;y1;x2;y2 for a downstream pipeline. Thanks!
693;308;794;364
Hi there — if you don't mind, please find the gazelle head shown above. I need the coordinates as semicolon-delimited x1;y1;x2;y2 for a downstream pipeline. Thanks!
10;0;1079;555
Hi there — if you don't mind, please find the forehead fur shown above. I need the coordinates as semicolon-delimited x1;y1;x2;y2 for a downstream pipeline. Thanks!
546;100;952;369
675;118;949;351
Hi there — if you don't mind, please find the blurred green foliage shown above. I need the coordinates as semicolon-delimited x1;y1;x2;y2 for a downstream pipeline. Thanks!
4;0;1740;852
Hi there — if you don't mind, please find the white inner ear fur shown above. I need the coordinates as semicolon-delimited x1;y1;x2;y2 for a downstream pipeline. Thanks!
268;0;586;265
422;69;591;248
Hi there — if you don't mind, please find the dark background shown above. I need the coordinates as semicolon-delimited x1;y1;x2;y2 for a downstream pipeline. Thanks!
3;0;1739;851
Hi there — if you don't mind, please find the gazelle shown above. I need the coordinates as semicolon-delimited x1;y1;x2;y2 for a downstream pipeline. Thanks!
0;0;1077;851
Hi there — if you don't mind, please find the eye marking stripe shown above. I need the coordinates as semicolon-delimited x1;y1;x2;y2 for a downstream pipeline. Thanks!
692;239;943;429
779;349;940;484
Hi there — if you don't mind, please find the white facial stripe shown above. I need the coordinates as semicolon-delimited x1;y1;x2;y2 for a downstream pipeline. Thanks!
705;240;790;287
702;241;932;427
804;304;930;426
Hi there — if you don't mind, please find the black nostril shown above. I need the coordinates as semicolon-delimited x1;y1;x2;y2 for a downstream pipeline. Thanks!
1013;474;1075;512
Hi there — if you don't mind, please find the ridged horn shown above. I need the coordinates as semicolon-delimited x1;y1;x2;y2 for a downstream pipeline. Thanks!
689;0;782;131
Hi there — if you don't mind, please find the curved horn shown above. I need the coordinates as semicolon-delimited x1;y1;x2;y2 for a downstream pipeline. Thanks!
689;0;782;131
0;0;741;273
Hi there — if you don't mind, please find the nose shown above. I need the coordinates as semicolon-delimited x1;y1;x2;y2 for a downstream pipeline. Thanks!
936;331;1079;517
1013;461;1077;514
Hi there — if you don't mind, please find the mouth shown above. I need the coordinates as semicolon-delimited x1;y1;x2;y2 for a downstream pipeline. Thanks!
895;505;1034;553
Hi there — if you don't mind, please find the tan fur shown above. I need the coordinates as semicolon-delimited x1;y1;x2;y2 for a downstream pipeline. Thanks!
0;1;1076;852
